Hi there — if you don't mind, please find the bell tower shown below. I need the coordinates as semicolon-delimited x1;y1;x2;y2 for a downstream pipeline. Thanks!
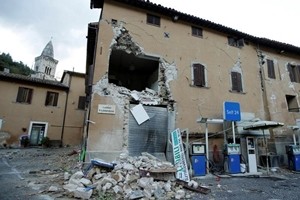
32;40;58;80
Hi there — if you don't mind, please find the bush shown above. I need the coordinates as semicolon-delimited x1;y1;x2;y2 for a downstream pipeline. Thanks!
41;136;50;147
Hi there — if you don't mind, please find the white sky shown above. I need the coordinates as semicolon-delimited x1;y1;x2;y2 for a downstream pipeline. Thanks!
0;0;299;78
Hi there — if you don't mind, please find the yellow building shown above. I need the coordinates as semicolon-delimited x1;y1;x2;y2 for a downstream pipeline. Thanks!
0;70;86;147
85;0;300;167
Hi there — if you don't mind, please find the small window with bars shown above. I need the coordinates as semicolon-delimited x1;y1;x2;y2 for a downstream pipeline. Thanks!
147;14;160;26
16;87;33;104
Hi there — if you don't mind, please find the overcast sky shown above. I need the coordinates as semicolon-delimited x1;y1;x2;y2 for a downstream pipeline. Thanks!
0;0;299;78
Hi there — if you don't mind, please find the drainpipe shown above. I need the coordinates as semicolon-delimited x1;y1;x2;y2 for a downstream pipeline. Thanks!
61;75;72;147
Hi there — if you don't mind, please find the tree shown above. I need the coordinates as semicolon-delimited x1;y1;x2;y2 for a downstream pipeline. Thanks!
0;52;34;76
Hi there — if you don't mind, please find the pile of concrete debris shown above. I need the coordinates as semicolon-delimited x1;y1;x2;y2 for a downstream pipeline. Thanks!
63;152;208;199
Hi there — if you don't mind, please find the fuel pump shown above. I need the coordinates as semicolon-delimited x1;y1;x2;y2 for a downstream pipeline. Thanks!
190;142;206;176
224;143;241;174
246;137;257;173
286;145;300;171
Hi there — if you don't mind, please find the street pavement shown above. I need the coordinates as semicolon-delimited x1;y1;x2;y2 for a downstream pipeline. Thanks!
1;147;300;200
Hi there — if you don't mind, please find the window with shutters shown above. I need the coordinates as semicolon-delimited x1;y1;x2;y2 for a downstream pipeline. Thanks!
78;96;86;110
231;71;243;92
45;91;58;106
192;63;206;87
287;63;300;83
267;59;276;79
147;14;160;26
16;87;33;104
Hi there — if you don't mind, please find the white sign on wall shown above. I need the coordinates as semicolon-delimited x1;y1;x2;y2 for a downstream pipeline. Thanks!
171;128;190;182
98;104;116;114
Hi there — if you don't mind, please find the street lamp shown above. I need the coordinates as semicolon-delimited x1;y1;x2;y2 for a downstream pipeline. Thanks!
197;117;224;174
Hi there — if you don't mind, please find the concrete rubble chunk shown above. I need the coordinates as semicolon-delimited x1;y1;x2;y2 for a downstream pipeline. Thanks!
111;171;125;182
64;172;71;180
73;187;93;200
70;171;84;180
164;181;172;192
129;190;144;200
69;178;84;187
63;183;78;192
93;173;106;180
113;185;123;194
137;177;154;189
103;182;113;191
175;189;186;199
80;178;92;186
123;163;135;171
123;184;132;195
48;185;59;192
64;152;207;199
125;173;139;184
98;177;118;187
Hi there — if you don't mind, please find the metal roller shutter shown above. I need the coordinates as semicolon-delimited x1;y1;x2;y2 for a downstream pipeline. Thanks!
128;104;168;156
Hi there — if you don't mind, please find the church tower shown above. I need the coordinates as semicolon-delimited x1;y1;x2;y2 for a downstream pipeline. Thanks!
32;40;58;80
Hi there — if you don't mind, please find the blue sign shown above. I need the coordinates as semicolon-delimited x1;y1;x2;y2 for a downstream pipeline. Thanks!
223;101;241;121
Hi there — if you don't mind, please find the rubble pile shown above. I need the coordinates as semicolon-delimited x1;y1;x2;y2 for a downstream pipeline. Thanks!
63;152;202;199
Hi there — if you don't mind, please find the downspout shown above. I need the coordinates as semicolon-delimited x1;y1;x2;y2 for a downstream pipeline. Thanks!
61;75;72;147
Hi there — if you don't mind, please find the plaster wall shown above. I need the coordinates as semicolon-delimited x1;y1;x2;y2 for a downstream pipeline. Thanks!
87;1;266;158
0;80;66;145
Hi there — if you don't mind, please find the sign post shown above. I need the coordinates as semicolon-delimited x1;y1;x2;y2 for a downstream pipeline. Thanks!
223;101;241;144
171;128;190;182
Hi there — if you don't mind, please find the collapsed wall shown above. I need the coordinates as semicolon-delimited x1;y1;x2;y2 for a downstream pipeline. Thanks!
92;23;177;152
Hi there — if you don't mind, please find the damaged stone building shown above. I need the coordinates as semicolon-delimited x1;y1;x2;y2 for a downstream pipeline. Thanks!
85;0;300;166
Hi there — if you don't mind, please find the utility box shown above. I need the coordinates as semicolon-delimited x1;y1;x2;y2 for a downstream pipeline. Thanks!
190;143;206;176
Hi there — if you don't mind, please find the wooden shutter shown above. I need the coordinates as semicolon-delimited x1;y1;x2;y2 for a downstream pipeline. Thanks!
231;72;242;92
267;59;276;79
288;64;296;82
16;87;24;102
193;64;205;86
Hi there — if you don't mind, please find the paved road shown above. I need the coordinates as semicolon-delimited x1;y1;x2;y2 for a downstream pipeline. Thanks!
0;156;53;200
1;148;300;200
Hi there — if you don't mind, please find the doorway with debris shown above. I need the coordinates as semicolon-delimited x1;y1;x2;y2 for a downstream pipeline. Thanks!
128;104;168;159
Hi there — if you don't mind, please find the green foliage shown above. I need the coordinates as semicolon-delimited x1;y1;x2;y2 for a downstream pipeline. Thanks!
41;136;50;147
97;191;115;200
0;52;34;75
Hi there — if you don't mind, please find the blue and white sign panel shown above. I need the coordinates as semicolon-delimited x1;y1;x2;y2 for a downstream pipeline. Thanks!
223;101;241;121
171;128;190;182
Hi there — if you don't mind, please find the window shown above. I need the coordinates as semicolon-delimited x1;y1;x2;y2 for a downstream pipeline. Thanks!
286;95;299;112
192;26;203;37
16;87;33;104
231;71;243;92
192;63;206;87
267;59;276;79
147;14;160;26
45;91;58;106
228;36;244;48
287;63;300;83
78;96;86;110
